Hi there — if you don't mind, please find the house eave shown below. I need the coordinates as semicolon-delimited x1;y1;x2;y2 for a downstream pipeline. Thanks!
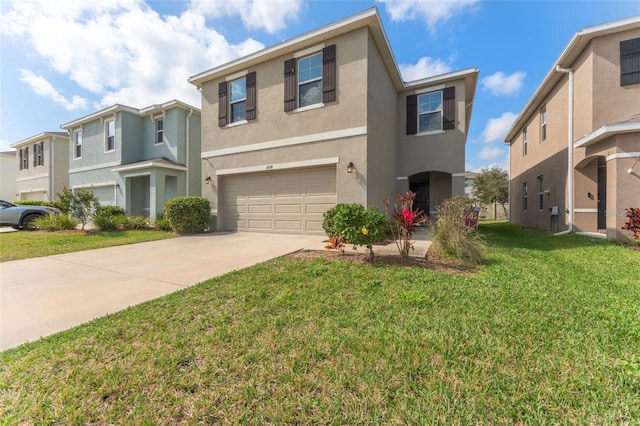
111;160;187;173
139;100;200;116
504;15;640;143
10;132;68;148
60;104;141;129
573;121;640;148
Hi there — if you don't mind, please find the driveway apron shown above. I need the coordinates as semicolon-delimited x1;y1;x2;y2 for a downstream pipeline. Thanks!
0;232;321;351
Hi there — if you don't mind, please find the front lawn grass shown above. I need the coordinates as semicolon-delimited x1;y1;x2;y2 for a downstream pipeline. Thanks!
1;223;639;423
0;229;175;262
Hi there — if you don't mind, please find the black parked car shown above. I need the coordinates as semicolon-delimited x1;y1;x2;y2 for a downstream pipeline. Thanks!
0;199;60;230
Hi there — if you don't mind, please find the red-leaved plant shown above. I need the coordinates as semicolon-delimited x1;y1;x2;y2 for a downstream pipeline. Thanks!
384;191;429;260
622;207;640;240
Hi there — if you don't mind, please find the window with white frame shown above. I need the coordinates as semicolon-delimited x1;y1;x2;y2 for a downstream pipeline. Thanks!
540;106;547;141
418;91;443;133
537;175;544;209
298;52;323;108
155;118;164;144
105;119;115;152
229;77;247;123
74;130;82;158
522;127;528;156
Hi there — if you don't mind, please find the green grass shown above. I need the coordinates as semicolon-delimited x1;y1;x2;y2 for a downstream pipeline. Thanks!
1;223;639;424
0;229;175;262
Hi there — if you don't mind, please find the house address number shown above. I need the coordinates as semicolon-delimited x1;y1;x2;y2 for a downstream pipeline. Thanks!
265;165;273;170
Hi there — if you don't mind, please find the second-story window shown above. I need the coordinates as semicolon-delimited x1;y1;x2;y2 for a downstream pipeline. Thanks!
155;118;164;144
74;130;82;158
621;37;640;86
298;53;323;108
34;141;44;167
19;147;28;170
406;87;455;135
540;106;547;142
105;119;115;152
418;91;443;133
230;77;247;123
523;127;528;156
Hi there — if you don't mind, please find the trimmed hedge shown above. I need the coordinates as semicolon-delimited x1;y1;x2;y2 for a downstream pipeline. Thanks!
13;200;55;207
164;197;210;234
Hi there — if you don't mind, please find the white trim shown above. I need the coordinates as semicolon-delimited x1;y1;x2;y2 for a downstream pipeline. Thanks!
19;188;46;194
72;181;117;190
225;119;248;128
225;70;248;82
118;171;150;179
202;126;367;158
112;161;187;173
69;161;121;174
574;122;640;148
415;130;445;137
293;43;325;58
294;103;325;113
451;173;466;177
16;174;48;182
606;151;640;162
396;176;408;180
574;208;598;213
415;84;444;95
216;157;339;176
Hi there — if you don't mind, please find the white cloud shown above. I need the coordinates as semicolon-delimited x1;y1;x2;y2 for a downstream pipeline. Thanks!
189;0;302;34
0;0;265;110
478;146;504;161
0;139;14;151
481;112;518;143
377;0;478;32
399;56;452;81
19;70;88;111
482;71;526;97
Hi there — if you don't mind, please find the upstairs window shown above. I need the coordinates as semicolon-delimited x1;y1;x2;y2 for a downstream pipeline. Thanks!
74;130;82;158
406;87;455;135
621;37;640;86
155;118;164;144
34;141;44;166
19;147;28;170
218;71;256;127
105;119;116;152
284;44;336;112
540;106;547;141
523;127;528;156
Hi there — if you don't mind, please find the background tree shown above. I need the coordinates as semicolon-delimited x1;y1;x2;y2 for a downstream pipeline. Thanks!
472;167;509;219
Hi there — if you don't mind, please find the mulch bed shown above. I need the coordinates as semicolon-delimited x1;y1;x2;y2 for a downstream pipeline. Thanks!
287;249;478;275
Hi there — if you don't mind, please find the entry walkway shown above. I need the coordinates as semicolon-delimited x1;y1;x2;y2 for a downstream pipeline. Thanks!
0;232;322;350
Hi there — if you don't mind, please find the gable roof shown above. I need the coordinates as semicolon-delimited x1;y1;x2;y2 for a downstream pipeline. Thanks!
504;15;640;144
10;132;68;149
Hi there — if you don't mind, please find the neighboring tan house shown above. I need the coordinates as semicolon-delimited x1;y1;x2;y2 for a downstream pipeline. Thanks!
0;151;17;201
60;100;201;219
504;16;640;240
10;132;69;202
189;8;478;234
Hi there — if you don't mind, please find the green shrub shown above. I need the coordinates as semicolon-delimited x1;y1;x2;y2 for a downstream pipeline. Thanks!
153;214;173;231
432;196;486;265
32;214;80;231
13;200;55;207
126;216;150;230
322;203;387;262
95;205;126;217
93;213;128;231
164;197;210;234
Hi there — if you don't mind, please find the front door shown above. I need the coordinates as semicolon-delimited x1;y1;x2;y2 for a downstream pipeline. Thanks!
409;181;430;217
597;157;606;230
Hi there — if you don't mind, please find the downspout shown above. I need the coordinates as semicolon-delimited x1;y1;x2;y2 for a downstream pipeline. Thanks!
50;136;55;202
185;108;194;195
554;65;574;236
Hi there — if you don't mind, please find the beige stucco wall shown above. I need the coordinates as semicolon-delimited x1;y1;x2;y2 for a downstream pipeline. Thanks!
14;136;69;201
0;153;17;201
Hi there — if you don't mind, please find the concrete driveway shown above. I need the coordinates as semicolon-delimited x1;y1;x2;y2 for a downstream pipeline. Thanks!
0;232;322;351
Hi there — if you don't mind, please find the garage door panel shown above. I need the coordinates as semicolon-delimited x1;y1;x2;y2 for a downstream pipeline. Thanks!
222;166;336;234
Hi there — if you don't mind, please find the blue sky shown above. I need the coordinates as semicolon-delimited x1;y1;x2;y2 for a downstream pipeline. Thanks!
1;0;639;172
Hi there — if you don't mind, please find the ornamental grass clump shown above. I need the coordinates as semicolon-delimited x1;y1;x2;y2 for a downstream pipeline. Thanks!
432;196;486;265
384;191;429;261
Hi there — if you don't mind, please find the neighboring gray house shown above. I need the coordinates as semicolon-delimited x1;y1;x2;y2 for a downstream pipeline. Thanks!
189;8;478;234
0;150;17;201
10;132;69;201
60;100;201;219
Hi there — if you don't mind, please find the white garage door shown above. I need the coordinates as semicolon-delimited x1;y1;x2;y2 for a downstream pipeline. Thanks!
91;186;115;206
222;166;337;234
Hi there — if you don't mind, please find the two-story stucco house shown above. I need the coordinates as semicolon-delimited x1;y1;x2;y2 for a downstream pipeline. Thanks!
60;100;201;219
0;151;17;201
10;132;69;202
189;8;478;234
504;16;640;240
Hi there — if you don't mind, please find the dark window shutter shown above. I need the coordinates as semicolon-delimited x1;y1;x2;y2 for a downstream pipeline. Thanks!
218;81;228;127
442;86;456;130
19;149;22;170
406;94;418;135
284;58;296;111
322;44;336;103
246;71;257;120
33;144;37;167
